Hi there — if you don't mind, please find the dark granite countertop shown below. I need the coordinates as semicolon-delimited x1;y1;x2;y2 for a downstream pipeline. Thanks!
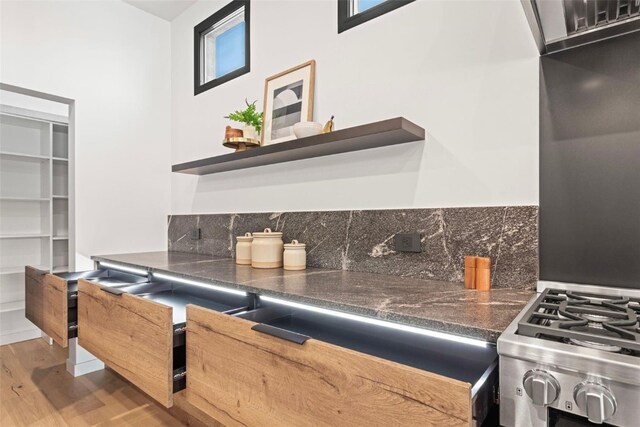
92;251;535;342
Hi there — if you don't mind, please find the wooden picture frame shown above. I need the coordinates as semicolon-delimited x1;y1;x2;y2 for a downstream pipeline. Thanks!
261;60;315;146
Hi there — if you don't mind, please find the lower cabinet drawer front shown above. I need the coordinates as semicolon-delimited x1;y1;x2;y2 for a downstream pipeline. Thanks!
43;274;69;347
77;279;175;407
25;266;47;331
186;305;472;427
25;267;69;348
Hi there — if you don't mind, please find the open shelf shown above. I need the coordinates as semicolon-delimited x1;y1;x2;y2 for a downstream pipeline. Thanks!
0;270;27;304
0;265;48;275
52;198;68;238
0;300;26;313
52;162;68;197
0;234;50;239
0;200;49;236
0;108;71;345
172;117;425;175
0;114;50;157
52;124;69;159
0;197;49;202
0;238;50;274
52;240;69;274
0;156;49;199
0;151;49;162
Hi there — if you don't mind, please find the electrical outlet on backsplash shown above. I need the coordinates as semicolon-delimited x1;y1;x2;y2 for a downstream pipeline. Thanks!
167;207;538;290
394;233;422;253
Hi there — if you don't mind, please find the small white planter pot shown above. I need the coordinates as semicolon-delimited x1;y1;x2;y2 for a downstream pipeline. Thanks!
242;125;259;141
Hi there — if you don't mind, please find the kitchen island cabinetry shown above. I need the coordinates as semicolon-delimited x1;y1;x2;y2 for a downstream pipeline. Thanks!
77;278;252;408
186;304;497;426
24;266;148;347
25;254;515;425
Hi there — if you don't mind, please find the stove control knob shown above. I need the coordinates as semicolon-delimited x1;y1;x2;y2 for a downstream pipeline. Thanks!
522;370;560;406
574;382;616;424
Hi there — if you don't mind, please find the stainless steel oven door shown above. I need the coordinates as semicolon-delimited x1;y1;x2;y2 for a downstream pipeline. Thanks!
548;408;615;427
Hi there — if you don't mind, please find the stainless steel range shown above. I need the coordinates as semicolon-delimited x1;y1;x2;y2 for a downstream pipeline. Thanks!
498;282;640;426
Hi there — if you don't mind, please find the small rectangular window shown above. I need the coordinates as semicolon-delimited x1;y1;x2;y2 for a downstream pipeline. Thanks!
338;0;414;33
194;1;250;95
354;0;387;14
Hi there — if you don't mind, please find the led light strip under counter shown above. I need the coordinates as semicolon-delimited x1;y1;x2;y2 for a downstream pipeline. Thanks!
98;261;149;277
152;272;248;297
96;261;487;348
96;261;248;297
260;295;489;348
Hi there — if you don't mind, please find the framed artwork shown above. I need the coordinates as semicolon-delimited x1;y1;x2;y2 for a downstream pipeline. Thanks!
261;60;315;146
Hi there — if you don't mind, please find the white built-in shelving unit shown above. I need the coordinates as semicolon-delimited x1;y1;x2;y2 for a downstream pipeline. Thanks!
0;108;72;344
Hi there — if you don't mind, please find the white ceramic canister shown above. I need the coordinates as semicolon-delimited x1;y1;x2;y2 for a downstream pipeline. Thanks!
235;232;253;265
251;228;284;269
283;240;306;271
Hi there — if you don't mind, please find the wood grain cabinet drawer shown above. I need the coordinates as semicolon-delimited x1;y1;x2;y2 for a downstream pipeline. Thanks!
186;303;498;427
77;277;252;408
24;266;148;348
25;266;48;338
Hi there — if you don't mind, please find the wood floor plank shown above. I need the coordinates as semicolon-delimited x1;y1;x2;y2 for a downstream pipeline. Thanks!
1;342;38;401
0;338;184;427
95;403;183;427
1;388;68;427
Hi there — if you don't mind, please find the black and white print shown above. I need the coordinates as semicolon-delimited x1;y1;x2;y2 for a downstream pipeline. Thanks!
271;80;303;140
261;60;315;146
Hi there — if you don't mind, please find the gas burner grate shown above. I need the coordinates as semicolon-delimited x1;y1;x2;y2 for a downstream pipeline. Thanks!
517;288;640;353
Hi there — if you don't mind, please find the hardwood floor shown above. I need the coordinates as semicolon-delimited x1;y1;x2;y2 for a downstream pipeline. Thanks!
0;338;184;426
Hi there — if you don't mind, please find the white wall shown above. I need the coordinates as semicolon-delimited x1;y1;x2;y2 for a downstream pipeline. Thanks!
171;0;539;214
1;0;540;261
1;0;171;269
0;90;69;117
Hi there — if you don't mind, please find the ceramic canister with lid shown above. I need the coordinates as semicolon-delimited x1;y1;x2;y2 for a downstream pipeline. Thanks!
235;232;253;265
283;240;306;271
251;228;284;269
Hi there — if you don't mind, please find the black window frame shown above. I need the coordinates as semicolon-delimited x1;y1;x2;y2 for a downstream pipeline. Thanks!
338;0;414;33
194;0;250;96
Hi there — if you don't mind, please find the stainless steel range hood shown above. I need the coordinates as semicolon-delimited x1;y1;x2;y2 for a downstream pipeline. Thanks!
522;0;640;54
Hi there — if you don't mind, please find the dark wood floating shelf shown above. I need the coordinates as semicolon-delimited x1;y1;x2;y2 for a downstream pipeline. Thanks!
172;117;425;175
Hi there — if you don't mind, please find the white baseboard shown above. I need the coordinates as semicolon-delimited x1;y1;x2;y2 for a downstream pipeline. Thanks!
0;307;40;345
66;357;105;377
0;327;41;345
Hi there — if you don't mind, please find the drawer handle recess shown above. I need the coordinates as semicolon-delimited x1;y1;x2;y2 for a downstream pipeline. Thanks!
251;323;310;345
100;286;126;296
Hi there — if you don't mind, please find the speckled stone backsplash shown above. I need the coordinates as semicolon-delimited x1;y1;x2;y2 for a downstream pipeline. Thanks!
168;207;538;289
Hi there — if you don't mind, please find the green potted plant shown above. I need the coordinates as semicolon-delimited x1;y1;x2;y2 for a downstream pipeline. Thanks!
225;99;263;141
